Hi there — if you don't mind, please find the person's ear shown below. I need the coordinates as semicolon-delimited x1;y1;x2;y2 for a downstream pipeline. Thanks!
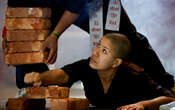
112;58;123;68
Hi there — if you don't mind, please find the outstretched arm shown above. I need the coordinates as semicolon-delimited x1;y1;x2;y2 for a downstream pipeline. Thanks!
117;96;175;110
24;69;69;87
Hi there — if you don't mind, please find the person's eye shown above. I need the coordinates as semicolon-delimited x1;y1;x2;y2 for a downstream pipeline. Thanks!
102;48;107;54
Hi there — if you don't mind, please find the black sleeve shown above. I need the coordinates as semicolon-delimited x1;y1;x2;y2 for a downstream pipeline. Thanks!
138;72;175;98
65;0;88;14
61;59;89;85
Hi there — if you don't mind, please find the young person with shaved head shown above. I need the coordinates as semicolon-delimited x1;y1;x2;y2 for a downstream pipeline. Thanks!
24;33;175;110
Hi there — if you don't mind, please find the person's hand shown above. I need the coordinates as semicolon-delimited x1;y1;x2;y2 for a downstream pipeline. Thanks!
24;72;42;87
117;103;144;110
41;34;58;64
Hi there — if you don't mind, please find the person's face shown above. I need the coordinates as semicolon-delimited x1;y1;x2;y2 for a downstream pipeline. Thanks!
89;37;117;71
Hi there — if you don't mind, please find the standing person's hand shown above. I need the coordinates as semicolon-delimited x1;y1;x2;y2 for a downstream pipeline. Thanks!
41;34;58;64
24;72;42;87
41;10;79;64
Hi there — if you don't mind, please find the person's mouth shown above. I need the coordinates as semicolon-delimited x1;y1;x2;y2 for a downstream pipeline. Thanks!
90;57;96;64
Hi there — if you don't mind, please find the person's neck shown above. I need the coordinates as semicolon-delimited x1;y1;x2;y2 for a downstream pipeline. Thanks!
97;68;117;83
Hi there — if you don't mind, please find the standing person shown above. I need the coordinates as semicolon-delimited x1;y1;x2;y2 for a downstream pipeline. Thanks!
5;0;174;95
24;33;175;110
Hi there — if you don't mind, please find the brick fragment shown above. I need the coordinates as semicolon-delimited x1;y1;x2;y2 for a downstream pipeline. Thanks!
7;41;43;53
7;98;46;110
6;7;51;18
26;87;70;99
6;18;51;30
6;30;50;41
50;98;89;110
5;52;48;65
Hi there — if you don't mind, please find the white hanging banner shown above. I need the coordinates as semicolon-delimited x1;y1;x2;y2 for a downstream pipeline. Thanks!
89;0;121;48
105;0;121;31
89;0;103;48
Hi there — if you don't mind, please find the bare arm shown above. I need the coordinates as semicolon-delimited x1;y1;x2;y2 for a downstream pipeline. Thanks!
42;10;80;64
40;69;69;85
117;96;175;110
53;10;80;36
24;69;69;87
138;96;175;110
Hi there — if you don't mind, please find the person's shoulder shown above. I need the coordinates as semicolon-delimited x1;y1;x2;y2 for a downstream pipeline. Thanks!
70;58;90;66
121;61;144;75
77;58;90;63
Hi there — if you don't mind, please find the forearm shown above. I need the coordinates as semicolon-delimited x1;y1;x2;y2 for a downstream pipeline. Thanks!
40;69;69;85
53;10;80;36
138;96;175;110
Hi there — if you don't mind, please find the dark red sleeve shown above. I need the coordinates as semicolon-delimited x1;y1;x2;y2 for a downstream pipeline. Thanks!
2;26;6;38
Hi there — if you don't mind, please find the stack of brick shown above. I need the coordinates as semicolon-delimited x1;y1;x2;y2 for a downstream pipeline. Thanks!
7;87;90;110
5;7;52;65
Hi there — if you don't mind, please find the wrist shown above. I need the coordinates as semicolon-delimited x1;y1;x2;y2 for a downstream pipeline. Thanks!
51;31;60;39
137;100;153;110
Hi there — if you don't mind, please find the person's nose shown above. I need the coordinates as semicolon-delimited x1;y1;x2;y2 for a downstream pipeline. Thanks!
92;47;99;57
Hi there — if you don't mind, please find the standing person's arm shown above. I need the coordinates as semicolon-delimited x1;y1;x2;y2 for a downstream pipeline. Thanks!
42;10;80;64
117;96;175;110
42;0;88;64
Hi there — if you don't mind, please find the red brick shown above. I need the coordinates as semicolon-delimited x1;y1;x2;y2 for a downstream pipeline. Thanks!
6;7;51;18
6;18;51;30
46;87;70;98
7;41;43;53
5;52;48;65
26;87;70;99
26;87;46;99
7;98;46;110
6;30;50;41
50;98;89;110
